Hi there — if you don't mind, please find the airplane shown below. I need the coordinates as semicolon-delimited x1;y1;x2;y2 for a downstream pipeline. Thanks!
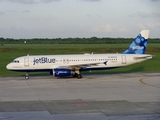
6;30;152;79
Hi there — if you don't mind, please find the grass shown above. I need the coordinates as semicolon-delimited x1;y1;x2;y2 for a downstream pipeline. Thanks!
0;44;160;77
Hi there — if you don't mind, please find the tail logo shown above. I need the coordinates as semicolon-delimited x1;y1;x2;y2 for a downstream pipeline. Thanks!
132;46;144;50
122;30;149;54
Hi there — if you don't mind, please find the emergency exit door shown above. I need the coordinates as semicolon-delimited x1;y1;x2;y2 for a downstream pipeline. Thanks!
121;55;126;64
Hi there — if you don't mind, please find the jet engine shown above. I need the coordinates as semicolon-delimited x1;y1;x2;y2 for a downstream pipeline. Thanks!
52;68;72;77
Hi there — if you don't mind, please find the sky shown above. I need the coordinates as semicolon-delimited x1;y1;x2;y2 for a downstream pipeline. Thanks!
0;0;160;39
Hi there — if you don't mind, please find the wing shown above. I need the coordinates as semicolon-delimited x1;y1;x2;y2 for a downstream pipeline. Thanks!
58;61;108;70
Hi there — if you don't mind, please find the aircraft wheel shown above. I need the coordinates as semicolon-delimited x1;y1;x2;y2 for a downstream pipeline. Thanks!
25;76;29;80
72;73;77;77
77;74;82;79
72;74;77;77
25;72;29;80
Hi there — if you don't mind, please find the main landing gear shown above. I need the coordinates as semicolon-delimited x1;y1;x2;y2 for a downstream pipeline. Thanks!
72;70;82;79
25;72;29;80
24;71;82;79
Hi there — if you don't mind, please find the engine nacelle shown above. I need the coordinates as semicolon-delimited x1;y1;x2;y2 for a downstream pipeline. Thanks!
53;68;72;77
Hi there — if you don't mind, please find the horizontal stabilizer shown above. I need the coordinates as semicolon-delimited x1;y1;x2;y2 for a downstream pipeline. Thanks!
134;55;152;60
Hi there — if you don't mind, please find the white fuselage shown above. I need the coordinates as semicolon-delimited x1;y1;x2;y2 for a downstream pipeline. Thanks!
6;53;152;72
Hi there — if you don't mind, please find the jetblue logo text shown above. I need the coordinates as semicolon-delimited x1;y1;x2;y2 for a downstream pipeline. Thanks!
132;46;144;50
33;57;55;65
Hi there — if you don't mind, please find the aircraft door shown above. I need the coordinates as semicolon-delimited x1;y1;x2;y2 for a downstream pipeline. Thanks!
121;55;126;64
24;57;29;66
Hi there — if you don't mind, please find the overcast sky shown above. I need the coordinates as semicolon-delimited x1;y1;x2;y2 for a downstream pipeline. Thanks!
0;0;160;38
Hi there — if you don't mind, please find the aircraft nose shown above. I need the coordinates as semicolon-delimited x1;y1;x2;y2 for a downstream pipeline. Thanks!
6;63;11;70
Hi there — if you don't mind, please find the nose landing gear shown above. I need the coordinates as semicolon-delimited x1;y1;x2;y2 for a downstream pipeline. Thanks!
25;72;29;80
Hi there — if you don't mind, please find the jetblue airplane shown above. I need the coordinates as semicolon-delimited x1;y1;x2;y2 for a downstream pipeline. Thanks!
6;30;152;79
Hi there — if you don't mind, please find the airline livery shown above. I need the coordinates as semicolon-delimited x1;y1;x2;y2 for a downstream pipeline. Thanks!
6;30;152;79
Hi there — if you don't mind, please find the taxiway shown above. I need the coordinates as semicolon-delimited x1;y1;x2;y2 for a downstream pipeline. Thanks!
0;73;160;120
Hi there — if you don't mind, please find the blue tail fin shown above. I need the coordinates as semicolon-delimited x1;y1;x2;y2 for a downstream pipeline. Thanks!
122;30;150;54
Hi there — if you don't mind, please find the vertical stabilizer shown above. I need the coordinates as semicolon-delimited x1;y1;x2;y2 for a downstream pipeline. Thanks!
122;30;150;54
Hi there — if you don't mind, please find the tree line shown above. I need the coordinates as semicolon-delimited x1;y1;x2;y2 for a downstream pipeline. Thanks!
0;37;160;44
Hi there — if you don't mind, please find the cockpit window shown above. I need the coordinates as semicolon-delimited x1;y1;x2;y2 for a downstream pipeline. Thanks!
12;60;19;63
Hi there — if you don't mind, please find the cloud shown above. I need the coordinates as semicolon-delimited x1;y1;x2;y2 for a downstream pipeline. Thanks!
0;0;61;4
80;0;101;1
41;0;61;3
151;0;160;2
93;24;128;33
136;23;147;30
8;0;36;4
146;22;160;30
0;11;5;15
93;24;112;32
22;10;30;13
147;22;160;28
128;12;160;18
136;22;160;30
28;14;55;21
8;9;17;13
